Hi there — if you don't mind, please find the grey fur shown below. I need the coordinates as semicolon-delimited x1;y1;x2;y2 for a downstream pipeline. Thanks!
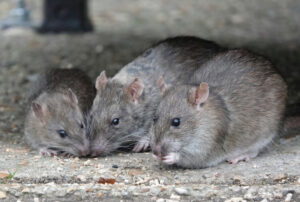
24;68;96;156
89;80;159;156
89;36;225;156
151;49;287;168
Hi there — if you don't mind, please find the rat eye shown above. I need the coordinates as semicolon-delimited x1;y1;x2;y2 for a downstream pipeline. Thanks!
111;118;119;126
80;123;84;129
153;116;158;123
171;118;180;127
57;130;68;138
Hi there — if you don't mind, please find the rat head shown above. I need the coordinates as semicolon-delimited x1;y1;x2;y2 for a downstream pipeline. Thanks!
151;81;221;168
26;89;90;157
88;71;145;156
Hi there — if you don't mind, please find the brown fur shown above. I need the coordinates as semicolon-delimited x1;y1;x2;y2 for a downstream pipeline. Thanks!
24;68;96;156
151;50;287;168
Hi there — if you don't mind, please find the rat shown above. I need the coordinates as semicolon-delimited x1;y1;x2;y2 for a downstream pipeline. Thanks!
150;49;287;168
88;36;225;156
24;68;96;157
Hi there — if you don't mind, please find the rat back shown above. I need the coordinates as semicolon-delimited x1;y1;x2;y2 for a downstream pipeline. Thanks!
113;36;225;88
28;68;96;113
191;49;287;162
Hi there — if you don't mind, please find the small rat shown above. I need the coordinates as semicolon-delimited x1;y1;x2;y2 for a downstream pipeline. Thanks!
151;49;287;168
24;68;96;157
89;36;225;156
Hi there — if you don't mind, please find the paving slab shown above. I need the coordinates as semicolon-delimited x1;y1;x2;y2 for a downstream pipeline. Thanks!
0;136;299;201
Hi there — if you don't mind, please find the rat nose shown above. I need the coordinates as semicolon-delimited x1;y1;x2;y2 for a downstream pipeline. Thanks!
79;148;90;157
152;145;162;158
91;151;100;157
91;147;103;157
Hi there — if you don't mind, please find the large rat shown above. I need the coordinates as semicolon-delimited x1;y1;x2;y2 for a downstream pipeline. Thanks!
151;49;287;168
24;68;96;157
89;36;225;156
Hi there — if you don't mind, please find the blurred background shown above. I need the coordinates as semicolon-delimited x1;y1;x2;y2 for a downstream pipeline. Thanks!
0;0;299;143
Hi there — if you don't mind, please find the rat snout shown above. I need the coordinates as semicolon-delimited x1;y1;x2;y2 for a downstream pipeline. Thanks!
91;149;102;157
152;145;162;157
90;136;111;157
79;148;90;157
90;143;107;157
152;143;168;160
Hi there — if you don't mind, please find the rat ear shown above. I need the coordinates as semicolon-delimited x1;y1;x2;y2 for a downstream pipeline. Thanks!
189;82;209;110
32;102;48;122
65;88;78;105
127;78;144;104
95;71;108;91
157;76;168;94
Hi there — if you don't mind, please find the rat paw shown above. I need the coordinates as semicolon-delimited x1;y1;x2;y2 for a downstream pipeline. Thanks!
227;151;259;164
132;136;150;152
39;148;59;157
227;156;249;164
161;152;180;165
61;152;75;158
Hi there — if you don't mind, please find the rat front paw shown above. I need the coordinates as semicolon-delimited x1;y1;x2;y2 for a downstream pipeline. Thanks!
39;148;59;157
132;136;150;152
60;152;75;158
227;156;250;164
161;152;180;165
227;151;259;164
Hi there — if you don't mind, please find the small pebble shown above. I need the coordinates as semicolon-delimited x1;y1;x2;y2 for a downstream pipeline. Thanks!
174;187;189;195
77;175;87;182
224;197;246;202
284;193;293;202
83;160;91;166
0;191;7;199
22;188;30;193
112;164;118;168
170;194;180;200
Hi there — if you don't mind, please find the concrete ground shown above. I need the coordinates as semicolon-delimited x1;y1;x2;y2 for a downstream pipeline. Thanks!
0;0;299;201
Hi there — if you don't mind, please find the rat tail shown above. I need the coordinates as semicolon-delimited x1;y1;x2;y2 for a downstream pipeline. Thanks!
281;103;300;138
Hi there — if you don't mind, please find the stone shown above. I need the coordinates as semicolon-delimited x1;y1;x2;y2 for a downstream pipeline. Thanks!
77;175;87;182
0;171;9;178
244;188;256;199
21;188;30;193
224;197;246;202
170;194;180;200
83;160;92;166
0;191;7;199
284;193;293;202
174;187;189;195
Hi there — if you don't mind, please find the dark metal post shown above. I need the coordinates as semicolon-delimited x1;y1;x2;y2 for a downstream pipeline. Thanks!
38;0;93;33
